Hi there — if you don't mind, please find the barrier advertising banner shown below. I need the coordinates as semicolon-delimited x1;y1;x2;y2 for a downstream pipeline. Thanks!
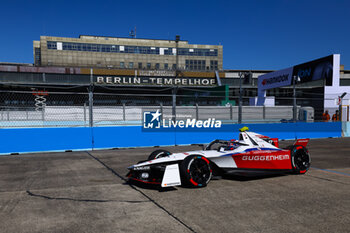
292;55;333;85
258;67;293;91
258;55;334;91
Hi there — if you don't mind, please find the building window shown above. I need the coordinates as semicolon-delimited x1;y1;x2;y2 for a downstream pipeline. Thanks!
172;64;177;70
164;63;168;69
46;41;218;57
185;60;206;70
210;60;218;70
120;62;125;68
34;48;41;66
155;63;160;69
129;62;134;68
138;62;142;69
147;63;151;69
47;41;57;49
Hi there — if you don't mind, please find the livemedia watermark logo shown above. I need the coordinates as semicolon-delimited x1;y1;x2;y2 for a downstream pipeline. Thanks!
143;110;162;129
143;110;222;130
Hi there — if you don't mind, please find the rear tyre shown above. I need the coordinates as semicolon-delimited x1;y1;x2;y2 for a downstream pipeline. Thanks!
180;155;212;188
148;149;171;160
291;145;311;174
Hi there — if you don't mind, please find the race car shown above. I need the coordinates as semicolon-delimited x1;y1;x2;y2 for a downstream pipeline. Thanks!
127;128;311;188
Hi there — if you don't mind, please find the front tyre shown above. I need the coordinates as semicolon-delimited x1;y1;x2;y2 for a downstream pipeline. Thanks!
180;155;212;188
291;145;311;174
148;149;171;160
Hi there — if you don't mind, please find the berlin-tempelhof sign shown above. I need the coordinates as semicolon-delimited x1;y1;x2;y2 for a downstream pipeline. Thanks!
95;76;217;87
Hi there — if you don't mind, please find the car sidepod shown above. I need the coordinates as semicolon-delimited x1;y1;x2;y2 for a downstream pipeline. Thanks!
232;149;293;171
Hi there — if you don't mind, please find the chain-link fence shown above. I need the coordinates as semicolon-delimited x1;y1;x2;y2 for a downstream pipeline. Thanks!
0;88;343;128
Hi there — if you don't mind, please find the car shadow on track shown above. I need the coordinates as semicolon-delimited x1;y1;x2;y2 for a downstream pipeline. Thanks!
222;173;288;182
125;173;289;192
123;173;293;192
124;180;178;192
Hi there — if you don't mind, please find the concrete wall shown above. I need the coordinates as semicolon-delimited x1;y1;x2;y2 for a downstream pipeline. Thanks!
0;122;342;155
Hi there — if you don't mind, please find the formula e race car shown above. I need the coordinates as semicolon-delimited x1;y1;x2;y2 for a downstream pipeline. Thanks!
127;128;311;188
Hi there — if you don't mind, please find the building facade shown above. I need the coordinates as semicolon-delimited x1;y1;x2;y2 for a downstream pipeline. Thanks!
33;35;223;71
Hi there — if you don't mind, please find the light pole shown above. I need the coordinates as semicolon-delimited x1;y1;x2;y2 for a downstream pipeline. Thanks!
175;35;180;77
238;72;243;124
293;75;298;122
89;68;94;127
172;35;180;122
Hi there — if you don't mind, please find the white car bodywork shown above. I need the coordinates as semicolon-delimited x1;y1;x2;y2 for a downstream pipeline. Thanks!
128;131;281;187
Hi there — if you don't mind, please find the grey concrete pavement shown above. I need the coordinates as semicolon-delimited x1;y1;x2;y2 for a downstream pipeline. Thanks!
0;151;192;233
0;138;350;233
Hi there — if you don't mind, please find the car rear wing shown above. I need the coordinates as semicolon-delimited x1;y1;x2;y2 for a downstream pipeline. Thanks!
293;139;310;147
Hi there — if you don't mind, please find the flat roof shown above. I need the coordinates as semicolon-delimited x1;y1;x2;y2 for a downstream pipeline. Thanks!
79;35;189;42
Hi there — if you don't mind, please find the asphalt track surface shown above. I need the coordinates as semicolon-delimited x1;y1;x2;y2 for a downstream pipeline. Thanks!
0;138;349;233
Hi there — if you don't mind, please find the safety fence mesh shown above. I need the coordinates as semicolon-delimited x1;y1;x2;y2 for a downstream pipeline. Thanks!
0;88;345;128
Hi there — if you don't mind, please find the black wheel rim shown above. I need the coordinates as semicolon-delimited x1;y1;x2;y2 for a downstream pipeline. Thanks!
189;158;211;184
294;149;310;170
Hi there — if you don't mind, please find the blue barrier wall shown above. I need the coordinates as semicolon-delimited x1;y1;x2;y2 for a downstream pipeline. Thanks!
93;126;176;149
0;127;92;154
0;122;342;155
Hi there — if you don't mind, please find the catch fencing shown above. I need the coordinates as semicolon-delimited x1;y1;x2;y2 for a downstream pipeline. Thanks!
0;89;321;128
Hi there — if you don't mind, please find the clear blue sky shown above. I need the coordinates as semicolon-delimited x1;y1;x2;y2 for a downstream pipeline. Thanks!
1;0;349;70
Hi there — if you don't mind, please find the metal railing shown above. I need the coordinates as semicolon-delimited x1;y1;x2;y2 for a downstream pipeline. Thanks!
0;89;323;128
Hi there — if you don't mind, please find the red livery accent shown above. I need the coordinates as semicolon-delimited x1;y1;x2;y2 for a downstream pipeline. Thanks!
294;139;310;147
255;134;270;139
233;150;292;170
130;177;161;185
201;157;210;164
190;178;198;186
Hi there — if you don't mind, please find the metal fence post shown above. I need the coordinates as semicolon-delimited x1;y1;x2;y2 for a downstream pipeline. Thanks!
123;103;126;121
41;108;45;121
196;104;199;120
83;103;87;124
26;110;28;120
238;72;243;124
7;110;9;121
293;75;297;122
89;91;93;127
230;104;233;120
172;87;177;122
89;68;94;127
160;103;163;115
263;105;266;120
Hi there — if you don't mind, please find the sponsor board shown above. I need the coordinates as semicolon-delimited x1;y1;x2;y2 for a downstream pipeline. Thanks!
258;55;334;90
258;67;293;91
95;76;216;87
292;55;333;86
